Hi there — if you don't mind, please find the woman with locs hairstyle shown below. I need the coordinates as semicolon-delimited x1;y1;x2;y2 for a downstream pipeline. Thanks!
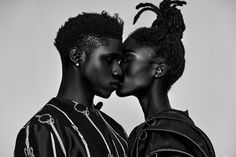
116;0;215;156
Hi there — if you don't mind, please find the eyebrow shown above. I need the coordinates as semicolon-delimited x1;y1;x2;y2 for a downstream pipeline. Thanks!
102;53;120;58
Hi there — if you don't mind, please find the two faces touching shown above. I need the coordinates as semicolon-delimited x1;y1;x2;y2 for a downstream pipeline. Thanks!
70;35;166;101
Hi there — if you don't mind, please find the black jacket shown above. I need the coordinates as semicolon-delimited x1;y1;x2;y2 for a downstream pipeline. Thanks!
14;97;128;157
128;109;215;157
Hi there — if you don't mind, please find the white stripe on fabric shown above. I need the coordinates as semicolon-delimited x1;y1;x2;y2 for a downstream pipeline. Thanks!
150;148;194;157
86;113;112;155
50;133;57;157
97;111;127;156
23;125;35;157
35;113;67;157
47;103;91;157
25;125;30;149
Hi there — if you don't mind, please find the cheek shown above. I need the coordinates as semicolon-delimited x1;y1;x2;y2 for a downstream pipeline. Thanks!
124;61;152;89
85;61;111;85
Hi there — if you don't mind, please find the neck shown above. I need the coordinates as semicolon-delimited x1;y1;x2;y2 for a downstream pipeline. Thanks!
57;67;94;109
137;84;171;120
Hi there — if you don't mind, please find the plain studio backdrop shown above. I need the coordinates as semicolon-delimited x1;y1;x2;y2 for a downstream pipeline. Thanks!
0;0;235;156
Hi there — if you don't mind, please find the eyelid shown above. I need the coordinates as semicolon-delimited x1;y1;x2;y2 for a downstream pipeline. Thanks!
106;57;114;63
121;53;133;63
105;55;121;64
105;55;114;60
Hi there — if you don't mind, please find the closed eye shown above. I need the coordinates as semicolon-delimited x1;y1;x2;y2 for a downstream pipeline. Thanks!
102;53;120;64
121;53;134;63
105;56;114;64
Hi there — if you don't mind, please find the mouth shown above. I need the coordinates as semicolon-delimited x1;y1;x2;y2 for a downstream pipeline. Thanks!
110;80;122;89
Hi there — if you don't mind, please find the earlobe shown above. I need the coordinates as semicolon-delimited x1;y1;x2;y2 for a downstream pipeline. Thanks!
153;64;167;78
69;47;83;67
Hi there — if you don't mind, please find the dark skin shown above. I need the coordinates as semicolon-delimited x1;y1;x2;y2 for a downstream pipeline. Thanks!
117;37;183;157
57;38;123;110
117;37;171;119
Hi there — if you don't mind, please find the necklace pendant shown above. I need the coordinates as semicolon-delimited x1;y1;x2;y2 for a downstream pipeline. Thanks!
74;103;90;116
82;108;90;116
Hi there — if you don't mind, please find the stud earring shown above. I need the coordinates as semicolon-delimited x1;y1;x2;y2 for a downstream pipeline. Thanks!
154;69;162;78
76;62;80;67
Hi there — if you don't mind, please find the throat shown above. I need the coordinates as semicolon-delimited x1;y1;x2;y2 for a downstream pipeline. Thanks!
138;93;171;120
57;66;95;109
57;79;94;109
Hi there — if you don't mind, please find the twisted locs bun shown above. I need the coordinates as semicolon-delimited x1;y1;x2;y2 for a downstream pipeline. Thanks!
129;0;186;92
134;0;186;39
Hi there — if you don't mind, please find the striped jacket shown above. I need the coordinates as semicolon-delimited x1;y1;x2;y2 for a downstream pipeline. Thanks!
14;97;128;157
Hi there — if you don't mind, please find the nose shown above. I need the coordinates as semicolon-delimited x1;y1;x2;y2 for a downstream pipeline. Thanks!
112;62;123;80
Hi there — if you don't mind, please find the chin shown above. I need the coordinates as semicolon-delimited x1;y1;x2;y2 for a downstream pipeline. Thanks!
98;93;111;99
116;89;130;97
96;90;113;99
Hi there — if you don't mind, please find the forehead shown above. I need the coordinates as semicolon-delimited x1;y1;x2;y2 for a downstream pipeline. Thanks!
123;37;155;57
94;38;122;56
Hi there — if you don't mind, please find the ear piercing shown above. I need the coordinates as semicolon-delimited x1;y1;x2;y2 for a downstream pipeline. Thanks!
70;47;82;67
154;69;162;78
154;73;160;78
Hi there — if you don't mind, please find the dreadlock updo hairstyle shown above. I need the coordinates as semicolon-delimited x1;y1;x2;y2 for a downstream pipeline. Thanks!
54;11;123;63
130;0;186;92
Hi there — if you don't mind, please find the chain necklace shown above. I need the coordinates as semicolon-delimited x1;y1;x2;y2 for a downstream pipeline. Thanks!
72;101;115;157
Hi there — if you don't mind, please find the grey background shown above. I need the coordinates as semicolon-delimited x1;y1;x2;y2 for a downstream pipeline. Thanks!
0;0;235;156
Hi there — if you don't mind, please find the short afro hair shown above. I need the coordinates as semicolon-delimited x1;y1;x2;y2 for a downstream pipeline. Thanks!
129;0;186;92
54;11;123;60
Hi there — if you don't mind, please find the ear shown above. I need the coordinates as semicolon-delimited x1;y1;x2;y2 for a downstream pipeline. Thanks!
69;47;83;67
152;63;167;79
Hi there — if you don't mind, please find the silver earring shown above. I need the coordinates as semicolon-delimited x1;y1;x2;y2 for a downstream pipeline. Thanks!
76;62;80;67
154;69;162;78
